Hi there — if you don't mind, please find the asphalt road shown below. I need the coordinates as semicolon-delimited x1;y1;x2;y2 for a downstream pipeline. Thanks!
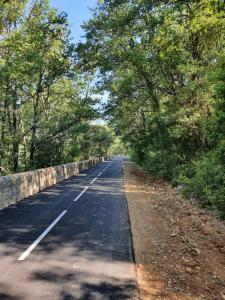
0;158;138;300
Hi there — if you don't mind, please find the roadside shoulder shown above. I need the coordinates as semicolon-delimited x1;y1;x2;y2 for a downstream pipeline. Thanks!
123;161;225;300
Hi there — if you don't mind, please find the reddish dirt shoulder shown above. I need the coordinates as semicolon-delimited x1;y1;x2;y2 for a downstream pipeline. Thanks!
123;161;225;300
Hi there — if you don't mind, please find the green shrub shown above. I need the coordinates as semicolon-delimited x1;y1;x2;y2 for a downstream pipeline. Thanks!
177;149;225;218
139;148;183;179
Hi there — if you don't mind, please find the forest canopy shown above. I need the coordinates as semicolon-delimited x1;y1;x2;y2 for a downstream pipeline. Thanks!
78;0;225;217
1;0;225;217
0;0;120;175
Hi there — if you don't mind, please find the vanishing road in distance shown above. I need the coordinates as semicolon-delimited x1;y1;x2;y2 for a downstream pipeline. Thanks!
0;158;138;300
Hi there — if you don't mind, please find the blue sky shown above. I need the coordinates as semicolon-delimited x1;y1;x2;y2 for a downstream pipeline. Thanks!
49;0;98;42
49;0;108;121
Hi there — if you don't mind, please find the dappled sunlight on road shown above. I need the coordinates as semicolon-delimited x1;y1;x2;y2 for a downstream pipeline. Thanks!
0;160;138;299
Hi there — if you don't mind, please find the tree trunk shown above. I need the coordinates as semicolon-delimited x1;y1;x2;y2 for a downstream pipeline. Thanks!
29;74;43;168
29;95;39;168
12;91;19;173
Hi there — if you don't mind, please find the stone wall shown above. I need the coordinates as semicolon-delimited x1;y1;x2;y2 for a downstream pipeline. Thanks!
0;157;107;210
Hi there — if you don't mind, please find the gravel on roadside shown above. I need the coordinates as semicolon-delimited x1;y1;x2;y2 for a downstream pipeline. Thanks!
123;161;225;300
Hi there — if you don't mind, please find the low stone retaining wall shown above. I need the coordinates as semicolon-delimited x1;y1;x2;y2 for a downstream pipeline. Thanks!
0;157;108;210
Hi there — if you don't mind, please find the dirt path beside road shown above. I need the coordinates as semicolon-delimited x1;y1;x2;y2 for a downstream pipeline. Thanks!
123;161;225;300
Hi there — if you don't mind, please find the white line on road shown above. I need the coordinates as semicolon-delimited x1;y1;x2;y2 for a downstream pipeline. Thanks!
90;162;112;184
104;163;112;171
73;186;89;202
75;162;112;197
90;177;98;184
17;162;113;262
101;163;112;173
18;210;67;261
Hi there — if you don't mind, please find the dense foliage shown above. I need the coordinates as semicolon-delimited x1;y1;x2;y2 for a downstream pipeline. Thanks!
1;0;225;217
0;0;117;175
79;0;225;217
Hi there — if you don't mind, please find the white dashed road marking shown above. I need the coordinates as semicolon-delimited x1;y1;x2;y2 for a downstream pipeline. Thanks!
18;162;113;261
18;210;67;261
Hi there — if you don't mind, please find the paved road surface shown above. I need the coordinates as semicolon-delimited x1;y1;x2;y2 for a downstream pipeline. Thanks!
0;158;138;300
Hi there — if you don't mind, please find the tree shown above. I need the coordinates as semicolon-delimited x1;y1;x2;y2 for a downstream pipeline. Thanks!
0;0;114;174
78;0;225;216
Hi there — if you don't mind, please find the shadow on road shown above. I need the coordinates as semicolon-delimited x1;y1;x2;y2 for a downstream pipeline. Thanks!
0;160;138;299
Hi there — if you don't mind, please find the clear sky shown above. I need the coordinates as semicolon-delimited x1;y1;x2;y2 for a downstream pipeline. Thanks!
49;0;98;43
49;0;108;122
